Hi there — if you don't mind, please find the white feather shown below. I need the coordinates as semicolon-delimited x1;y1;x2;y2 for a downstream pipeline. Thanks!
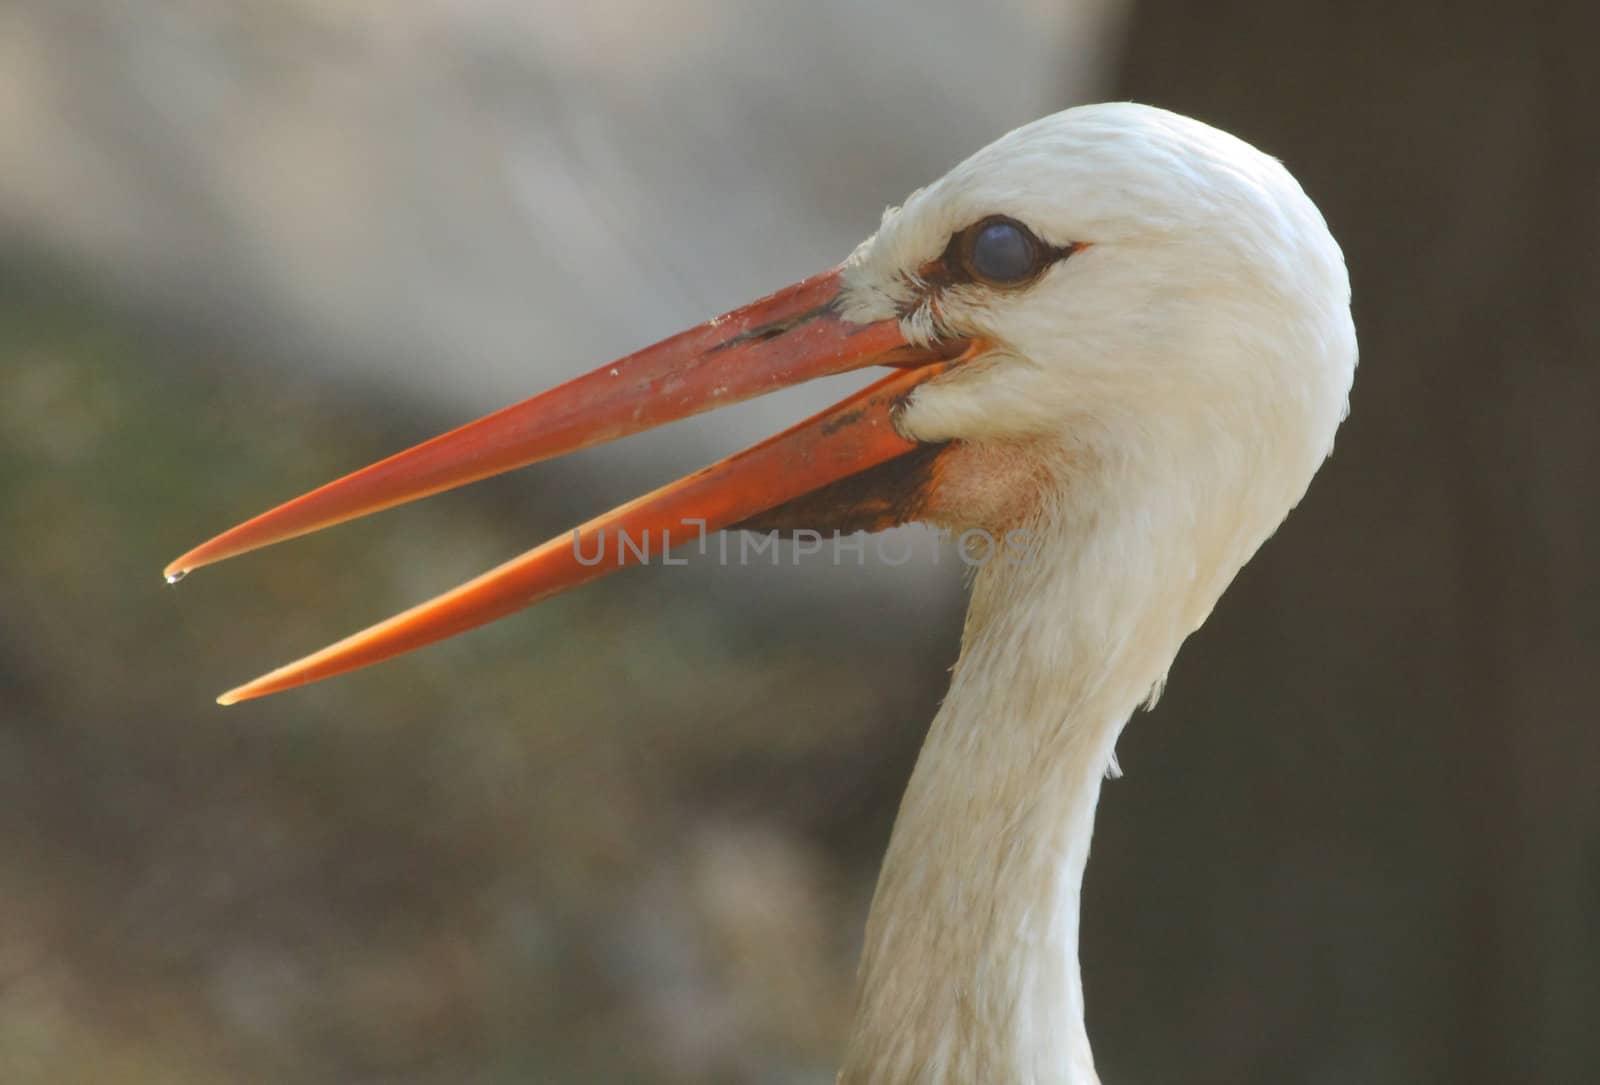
835;103;1356;1084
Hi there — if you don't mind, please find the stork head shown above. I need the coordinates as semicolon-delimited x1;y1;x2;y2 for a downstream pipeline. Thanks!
167;103;1355;703
841;103;1356;542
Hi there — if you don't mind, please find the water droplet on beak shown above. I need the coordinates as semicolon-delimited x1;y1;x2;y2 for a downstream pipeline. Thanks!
165;569;189;585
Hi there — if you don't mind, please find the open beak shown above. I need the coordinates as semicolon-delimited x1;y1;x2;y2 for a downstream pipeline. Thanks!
167;266;968;704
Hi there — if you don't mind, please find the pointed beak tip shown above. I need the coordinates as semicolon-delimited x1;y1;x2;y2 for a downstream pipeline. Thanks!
177;265;964;700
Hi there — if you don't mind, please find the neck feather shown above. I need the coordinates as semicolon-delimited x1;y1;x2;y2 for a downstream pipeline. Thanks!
841;470;1218;1085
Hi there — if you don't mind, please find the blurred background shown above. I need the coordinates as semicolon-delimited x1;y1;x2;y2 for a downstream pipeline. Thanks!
2;1;1595;1082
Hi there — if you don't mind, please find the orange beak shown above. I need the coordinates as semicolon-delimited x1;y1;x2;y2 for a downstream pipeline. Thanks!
167;267;967;705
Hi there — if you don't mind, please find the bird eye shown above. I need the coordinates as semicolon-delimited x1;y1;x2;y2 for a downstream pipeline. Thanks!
961;217;1043;287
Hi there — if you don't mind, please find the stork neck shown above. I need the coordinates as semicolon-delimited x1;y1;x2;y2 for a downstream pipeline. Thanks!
842;503;1196;1085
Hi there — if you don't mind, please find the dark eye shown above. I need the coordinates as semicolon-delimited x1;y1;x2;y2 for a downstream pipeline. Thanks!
962;217;1043;286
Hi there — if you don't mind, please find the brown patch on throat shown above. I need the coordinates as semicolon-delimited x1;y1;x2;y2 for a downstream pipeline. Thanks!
916;437;1056;535
732;437;1054;538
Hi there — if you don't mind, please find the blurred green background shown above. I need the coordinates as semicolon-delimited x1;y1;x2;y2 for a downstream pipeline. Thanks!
2;2;1595;1083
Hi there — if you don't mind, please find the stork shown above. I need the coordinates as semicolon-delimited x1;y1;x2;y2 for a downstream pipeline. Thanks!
167;103;1355;1084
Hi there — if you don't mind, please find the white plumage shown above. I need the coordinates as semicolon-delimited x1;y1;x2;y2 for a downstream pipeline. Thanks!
836;103;1355;1084
171;101;1356;1085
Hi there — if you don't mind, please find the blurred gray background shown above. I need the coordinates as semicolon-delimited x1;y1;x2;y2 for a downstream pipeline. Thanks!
2;1;1596;1082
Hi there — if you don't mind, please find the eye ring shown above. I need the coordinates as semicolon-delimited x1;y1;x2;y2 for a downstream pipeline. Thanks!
958;215;1046;288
